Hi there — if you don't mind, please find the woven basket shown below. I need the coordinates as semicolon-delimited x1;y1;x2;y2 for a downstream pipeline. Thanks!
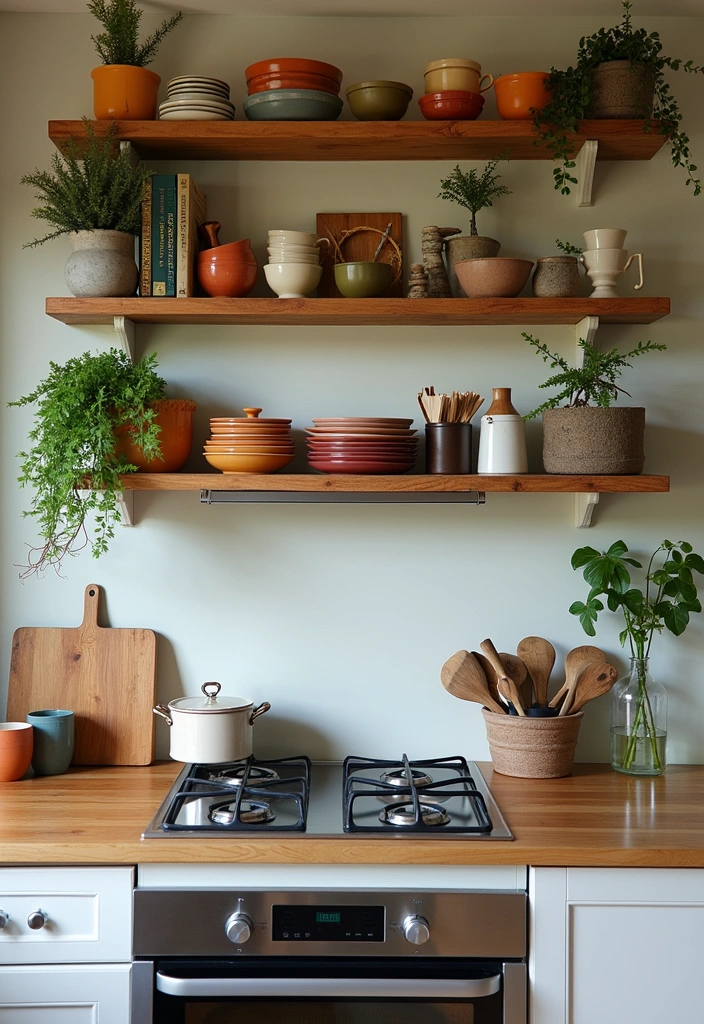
482;708;583;778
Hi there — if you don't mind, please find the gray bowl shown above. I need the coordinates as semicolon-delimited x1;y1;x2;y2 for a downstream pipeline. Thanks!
243;88;343;121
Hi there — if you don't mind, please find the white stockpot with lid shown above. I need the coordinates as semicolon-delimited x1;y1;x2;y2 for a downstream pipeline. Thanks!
153;682;271;764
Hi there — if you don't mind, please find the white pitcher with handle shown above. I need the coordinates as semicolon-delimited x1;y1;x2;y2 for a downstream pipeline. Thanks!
580;247;644;298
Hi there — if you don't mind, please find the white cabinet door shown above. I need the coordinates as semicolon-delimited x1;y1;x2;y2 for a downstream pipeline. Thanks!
530;867;704;1024
0;963;149;1022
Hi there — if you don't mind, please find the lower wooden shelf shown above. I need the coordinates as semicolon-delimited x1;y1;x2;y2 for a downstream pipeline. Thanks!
120;473;670;494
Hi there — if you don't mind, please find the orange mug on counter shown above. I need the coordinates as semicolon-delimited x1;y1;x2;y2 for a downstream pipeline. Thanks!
0;723;33;782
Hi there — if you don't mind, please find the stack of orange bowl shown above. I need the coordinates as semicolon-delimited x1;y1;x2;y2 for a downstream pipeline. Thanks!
205;407;294;474
306;418;418;474
243;57;344;121
418;58;492;121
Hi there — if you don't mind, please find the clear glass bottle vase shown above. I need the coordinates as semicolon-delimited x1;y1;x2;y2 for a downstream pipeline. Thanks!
610;657;667;776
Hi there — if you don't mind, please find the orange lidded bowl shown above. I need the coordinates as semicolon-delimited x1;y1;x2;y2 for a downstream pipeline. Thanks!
493;71;552;120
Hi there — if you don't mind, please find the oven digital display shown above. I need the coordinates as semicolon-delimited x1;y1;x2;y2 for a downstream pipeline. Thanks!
272;905;384;941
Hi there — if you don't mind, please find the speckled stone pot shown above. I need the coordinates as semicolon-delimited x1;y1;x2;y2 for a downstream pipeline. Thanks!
482;708;583;778
543;406;646;474
587;60;655;119
532;255;581;297
64;230;138;298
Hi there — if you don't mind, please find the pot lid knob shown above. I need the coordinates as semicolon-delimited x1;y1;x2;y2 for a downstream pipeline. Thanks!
201;681;222;703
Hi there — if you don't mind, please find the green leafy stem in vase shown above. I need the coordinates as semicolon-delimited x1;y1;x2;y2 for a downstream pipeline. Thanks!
570;539;704;770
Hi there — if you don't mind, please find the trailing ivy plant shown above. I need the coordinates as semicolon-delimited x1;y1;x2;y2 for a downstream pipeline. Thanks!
21;118;151;246
437;157;511;236
88;0;183;67
522;333;665;419
9;348;166;579
533;0;704;195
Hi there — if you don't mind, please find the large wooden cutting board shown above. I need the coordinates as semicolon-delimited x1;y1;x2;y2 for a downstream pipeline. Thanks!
7;584;157;765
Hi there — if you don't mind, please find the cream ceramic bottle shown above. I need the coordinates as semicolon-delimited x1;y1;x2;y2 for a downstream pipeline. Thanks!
477;387;528;473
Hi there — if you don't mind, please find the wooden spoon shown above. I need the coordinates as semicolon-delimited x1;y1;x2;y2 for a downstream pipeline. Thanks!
441;650;507;715
479;639;526;716
549;644;605;715
517;636;556;708
567;661;619;714
473;651;528;711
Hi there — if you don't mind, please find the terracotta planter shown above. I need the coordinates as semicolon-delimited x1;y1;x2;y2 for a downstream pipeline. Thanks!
482;708;582;779
587;61;655;119
115;399;196;472
91;64;160;121
542;406;646;475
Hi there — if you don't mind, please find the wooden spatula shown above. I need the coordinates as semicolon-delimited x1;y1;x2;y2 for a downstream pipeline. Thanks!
441;650;507;715
479;639;526;716
517;636;556;708
549;644;605;715
567;661;619;714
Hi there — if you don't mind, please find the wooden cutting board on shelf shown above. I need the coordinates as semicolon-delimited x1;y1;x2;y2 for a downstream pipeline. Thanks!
316;212;403;297
7;584;157;766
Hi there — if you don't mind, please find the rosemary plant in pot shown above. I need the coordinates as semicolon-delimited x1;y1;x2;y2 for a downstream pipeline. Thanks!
570;539;704;775
88;0;183;120
523;332;665;474
21;119;150;297
533;0;704;195
9;348;195;579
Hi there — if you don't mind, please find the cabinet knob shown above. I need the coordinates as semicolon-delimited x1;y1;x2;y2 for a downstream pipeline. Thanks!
0;911;9;929
402;914;431;945
225;912;253;945
27;909;48;930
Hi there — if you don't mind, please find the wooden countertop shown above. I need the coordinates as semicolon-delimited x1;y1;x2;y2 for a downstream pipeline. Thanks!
2;762;704;868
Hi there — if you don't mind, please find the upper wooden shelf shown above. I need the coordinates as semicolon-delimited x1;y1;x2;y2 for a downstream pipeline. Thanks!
48;119;668;162
46;296;670;327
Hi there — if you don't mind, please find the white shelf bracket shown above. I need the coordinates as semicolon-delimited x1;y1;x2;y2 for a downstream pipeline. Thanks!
116;490;134;527
113;315;135;362
575;492;600;528
575;140;598;207
575;315;599;365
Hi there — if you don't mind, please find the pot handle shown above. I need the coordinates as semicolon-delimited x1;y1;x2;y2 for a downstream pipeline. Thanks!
153;704;173;727
624;252;644;291
479;73;494;93
250;701;271;725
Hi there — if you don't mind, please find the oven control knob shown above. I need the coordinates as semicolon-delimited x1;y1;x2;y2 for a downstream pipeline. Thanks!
0;911;9;930
27;910;48;930
402;915;430;945
225;912;253;945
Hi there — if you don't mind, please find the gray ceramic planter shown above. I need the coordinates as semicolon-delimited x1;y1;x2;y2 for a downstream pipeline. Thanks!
542;406;646;474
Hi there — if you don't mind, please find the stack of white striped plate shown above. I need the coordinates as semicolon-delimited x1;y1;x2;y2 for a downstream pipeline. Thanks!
160;76;235;120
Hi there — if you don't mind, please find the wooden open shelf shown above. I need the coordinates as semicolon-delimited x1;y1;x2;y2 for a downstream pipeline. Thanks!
46;296;671;328
120;473;670;494
48;119;669;163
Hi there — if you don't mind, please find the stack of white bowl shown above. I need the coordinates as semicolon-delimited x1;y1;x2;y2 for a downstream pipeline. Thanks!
159;76;235;120
263;229;328;299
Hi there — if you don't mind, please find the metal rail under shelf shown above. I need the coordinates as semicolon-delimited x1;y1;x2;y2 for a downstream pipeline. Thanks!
200;489;486;505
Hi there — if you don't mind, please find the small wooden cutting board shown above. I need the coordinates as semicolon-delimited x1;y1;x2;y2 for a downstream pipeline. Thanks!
7;584;157;765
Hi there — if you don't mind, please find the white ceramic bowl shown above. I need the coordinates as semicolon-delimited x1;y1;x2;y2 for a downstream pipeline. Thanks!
268;230;325;246
268;255;321;265
583;228;628;250
264;262;323;298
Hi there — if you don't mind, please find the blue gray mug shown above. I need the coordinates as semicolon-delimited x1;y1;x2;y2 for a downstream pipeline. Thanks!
26;709;74;776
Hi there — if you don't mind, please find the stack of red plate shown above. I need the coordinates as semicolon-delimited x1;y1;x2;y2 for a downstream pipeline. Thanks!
306;418;418;474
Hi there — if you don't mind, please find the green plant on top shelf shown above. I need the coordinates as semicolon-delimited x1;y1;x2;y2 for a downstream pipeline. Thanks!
437;157;511;236
532;0;704;195
522;333;666;419
88;0;183;67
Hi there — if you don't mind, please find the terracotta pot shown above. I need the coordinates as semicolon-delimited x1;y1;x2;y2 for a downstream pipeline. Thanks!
482;708;582;779
91;64;161;121
115;399;196;472
197;257;258;298
542;406;646;474
493;72;551;120
587;60;655;119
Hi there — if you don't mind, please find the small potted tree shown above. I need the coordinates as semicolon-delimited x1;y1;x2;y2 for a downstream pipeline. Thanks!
533;0;704;195
437;157;511;264
88;0;183;121
9;348;195;579
21;119;150;297
523;332;665;473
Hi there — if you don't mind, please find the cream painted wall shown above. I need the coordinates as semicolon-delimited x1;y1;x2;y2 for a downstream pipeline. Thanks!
1;13;702;765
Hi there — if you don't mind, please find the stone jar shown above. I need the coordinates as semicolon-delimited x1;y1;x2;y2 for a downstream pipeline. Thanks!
587;60;655;119
64;230;138;298
532;256;581;298
542;406;646;474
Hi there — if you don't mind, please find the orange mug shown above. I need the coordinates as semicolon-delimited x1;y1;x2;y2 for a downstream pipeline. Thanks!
493;72;552;120
0;723;33;781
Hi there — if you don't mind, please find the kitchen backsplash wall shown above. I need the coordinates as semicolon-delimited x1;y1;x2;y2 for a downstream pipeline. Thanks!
1;13;702;763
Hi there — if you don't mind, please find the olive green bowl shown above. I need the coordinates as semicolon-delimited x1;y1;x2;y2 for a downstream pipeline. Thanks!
345;80;413;121
334;261;393;298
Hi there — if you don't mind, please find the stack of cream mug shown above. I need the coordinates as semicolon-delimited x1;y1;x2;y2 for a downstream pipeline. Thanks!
580;228;644;298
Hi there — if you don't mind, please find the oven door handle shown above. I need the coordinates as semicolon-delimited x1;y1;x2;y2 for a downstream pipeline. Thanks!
156;971;501;999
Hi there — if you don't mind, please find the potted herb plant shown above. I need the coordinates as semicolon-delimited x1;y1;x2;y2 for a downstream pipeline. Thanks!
570;539;704;774
437;156;511;264
9;348;195;579
21;118;150;297
523;332;665;473
88;0;183;121
533;0;704;195
532;238;584;297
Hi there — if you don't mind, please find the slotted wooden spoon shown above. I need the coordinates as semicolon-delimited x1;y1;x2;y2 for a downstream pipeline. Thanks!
440;650;507;715
517;636;556;708
479;640;527;716
567;661;619;714
549;644;606;715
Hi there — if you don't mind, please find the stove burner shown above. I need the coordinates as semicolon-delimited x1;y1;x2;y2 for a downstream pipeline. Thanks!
380;802;451;828
208;765;280;787
210;800;275;826
380;767;433;788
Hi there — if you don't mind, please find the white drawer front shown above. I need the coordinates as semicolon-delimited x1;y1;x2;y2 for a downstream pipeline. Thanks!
0;868;133;964
0;963;134;1022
